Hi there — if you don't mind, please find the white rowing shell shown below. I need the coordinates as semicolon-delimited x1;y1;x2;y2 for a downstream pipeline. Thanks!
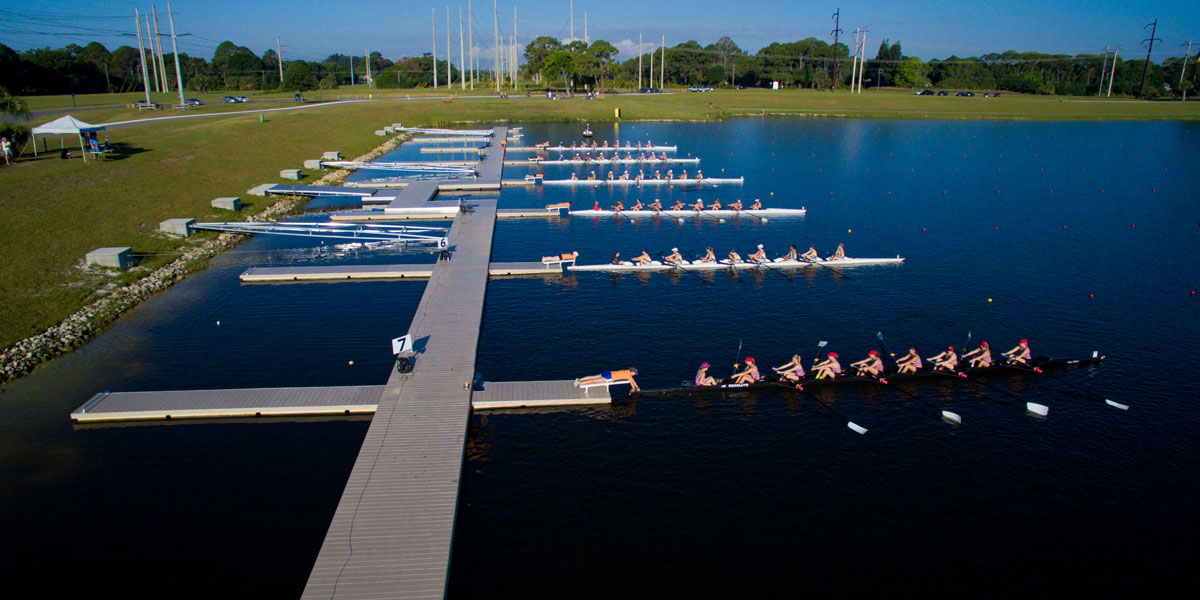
569;208;806;217
569;257;905;272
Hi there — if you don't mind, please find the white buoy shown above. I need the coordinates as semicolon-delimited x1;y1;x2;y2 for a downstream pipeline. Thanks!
216;321;220;326
348;360;354;365
761;217;769;223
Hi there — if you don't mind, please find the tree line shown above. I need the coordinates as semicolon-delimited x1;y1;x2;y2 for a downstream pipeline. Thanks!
3;34;1196;99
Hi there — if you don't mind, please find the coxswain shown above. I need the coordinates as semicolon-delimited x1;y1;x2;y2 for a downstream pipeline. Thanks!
630;199;644;211
749;198;762;210
671;199;684;210
663;247;684;265
610;251;624;265
813;352;842;379
691;198;705;211
727;249;743;264
695;362;718;386
772;355;806;383
747;244;767;263
611;199;625;212
576;367;640;392
1002;339;1032;365
800;245;819;261
697;247;717;263
851;350;885;377
780;244;799;262
928;345;959;372
731;357;760;384
648;198;663;211
828;243;846;261
631;249;652;265
708;198;722;210
896;346;923;373
729;199;744;211
961;341;993;368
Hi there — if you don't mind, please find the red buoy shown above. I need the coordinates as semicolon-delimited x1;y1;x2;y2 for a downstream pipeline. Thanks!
1089;294;1095;298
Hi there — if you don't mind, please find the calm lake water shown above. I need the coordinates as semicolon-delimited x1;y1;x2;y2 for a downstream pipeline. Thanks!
1;119;1197;597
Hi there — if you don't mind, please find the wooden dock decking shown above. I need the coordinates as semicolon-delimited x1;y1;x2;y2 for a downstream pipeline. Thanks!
238;262;560;282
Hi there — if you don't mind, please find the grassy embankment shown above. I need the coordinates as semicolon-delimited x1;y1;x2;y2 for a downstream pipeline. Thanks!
1;88;1197;349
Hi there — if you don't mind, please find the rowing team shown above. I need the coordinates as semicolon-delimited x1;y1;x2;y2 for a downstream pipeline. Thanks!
563;152;670;161
612;243;845;266
569;169;704;181
692;340;1035;386
603;197;760;212
545;140;658;149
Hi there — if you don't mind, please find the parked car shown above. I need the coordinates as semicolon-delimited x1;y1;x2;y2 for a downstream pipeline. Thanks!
294;93;304;102
222;96;237;103
937;90;949;96
956;91;975;97
235;95;250;103
184;98;203;106
917;90;934;96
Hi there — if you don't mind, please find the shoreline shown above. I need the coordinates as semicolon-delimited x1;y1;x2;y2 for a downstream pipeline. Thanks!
0;132;412;386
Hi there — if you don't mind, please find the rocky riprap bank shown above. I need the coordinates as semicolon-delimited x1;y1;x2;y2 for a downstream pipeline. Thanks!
0;132;412;385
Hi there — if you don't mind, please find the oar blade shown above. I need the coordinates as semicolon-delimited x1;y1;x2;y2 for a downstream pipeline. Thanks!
1026;402;1050;416
942;410;963;425
1105;399;1130;410
847;421;869;435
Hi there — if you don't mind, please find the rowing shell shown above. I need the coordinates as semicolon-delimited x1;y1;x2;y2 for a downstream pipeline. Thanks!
541;177;744;187
569;256;903;272
537;145;677;153
528;158;701;165
638;356;1105;395
570;208;806;218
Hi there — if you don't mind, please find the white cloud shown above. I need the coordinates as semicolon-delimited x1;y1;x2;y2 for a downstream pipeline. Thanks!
613;38;655;59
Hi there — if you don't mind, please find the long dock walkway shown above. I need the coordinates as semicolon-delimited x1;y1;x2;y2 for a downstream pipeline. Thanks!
237;261;560;282
300;200;493;599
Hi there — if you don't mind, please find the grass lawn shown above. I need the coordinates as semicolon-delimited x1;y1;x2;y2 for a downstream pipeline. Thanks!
1;87;1197;349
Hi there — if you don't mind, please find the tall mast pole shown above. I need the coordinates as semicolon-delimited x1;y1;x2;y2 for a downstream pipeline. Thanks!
152;6;169;92
493;0;500;91
276;37;284;83
638;33;642;90
1107;46;1118;97
469;0;474;89
350;52;354;88
849;28;859;95
649;39;653;88
1097;46;1108;97
459;5;466;90
1139;18;1159;97
167;2;184;106
513;6;518;87
661;35;665;89
858;29;867;92
146;15;161;93
1180;41;1193;101
134;9;152;105
446;7;452;88
366;48;372;88
831;9;842;90
432;8;438;88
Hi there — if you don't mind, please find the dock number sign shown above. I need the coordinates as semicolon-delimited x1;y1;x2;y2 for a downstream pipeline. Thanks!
391;334;413;355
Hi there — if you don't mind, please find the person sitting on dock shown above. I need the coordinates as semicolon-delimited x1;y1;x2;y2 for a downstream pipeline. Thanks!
610;251;624;265
800;245;819;261
632;249;652;265
663;247;684;266
727;249;743;264
577;368;640;392
962;341;993;368
851;350;885;377
1002;339;1033;366
648;198;663;211
747;244;767;263
671;199;684;210
813;353;842;379
630;199;644;210
780;245;799;262
731;357;761;384
611;200;625;212
928;346;959;372
728;199;744;211
896;347;923;373
708;198;722;210
695;362;718;386
691;199;705;211
773;355;806;383
749;198;763;210
828;243;846;261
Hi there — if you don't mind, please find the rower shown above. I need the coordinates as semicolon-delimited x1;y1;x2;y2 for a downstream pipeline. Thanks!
728;199;744;211
695;362;718;386
691;198;705;211
780;244;799;262
655;170;662;179
588;171;597;180
576;367;640;392
636;170;644;181
772;355;806;383
648;198;663;211
570;172;580;180
708;198;722;210
593;201;600;211
749;198;762;210
731;357;760;384
680;170;688;179
667;169;674;179
606;171;615;180
928;345;959;372
663;247;684;265
610;251;624;265
961;341;993;368
850;350;884;377
813;352;842;379
1002;339;1032;365
747;244;767;263
727;249;743;264
611;200;625;212
631;249;652;265
828;243;846;261
660;152;668;160
896;346;923;373
619;171;630;180
800;245;819;261
671;199;684;210
630;199;644;211
697;246;717;263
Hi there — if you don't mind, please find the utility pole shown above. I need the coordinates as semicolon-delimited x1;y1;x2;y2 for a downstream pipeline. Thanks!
152;6;169;92
649;39;653;89
366;48;372;88
469;0;474;89
570;0;574;41
850;28;860;95
1107;46;1119;97
831;8;842;91
585;11;588;45
146;15;161;93
446;7;451;89
460;4;466;90
167;2;184;106
513;6;518;88
134;9;152;105
1139;18;1160;97
1098;46;1109;97
276;37;284;83
638;33;642;90
350;53;354;88
661;35;665;90
493;0;499;91
433;8;439;88
858;29;866;92
1181;41;1193;101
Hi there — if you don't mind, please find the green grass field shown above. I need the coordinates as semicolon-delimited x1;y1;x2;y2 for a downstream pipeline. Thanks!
1;88;1197;348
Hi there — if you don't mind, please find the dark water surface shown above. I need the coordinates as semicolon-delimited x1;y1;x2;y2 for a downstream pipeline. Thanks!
1;120;1197;597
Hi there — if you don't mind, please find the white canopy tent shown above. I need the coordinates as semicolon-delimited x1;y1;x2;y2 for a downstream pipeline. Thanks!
30;115;108;163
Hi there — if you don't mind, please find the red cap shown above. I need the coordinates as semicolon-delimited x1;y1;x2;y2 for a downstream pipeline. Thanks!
948;345;954;351
700;362;710;368
1020;339;1028;344
745;357;755;363
980;341;988;346
828;352;838;358
869;350;878;356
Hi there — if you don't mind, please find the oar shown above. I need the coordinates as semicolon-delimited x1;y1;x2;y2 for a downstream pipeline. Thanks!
875;332;962;424
1001;359;1125;411
804;256;852;279
960;369;1051;416
679;251;714;287
755;254;795;282
765;380;868;434
695;205;727;223
732;339;743;371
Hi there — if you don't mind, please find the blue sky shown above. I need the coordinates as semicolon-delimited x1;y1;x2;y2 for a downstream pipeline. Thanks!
2;0;1197;63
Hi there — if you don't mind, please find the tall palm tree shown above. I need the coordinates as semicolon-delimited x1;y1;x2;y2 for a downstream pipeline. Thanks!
0;87;31;120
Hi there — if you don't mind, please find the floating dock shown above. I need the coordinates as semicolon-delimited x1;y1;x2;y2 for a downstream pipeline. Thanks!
238;262;560;282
